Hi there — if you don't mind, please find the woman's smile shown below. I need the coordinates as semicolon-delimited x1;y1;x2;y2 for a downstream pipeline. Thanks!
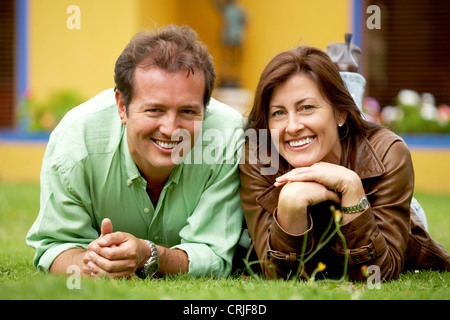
286;136;315;150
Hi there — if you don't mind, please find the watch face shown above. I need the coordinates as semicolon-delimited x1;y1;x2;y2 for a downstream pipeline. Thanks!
361;197;369;208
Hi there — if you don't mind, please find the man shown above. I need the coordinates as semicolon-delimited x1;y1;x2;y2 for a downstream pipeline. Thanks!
26;25;245;279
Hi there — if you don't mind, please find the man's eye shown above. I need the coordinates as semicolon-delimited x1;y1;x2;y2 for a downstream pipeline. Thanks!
181;109;201;117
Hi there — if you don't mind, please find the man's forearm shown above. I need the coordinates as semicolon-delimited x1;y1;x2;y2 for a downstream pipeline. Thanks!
50;244;190;278
156;246;189;276
49;248;87;275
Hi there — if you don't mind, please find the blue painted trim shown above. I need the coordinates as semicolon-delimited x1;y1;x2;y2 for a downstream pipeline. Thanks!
401;134;450;149
0;129;50;142
352;0;364;74
16;0;28;99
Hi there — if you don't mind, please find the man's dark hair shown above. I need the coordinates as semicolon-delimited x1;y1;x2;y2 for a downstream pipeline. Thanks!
114;24;216;108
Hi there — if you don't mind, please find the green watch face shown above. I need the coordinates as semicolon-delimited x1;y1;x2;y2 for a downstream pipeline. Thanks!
361;197;369;208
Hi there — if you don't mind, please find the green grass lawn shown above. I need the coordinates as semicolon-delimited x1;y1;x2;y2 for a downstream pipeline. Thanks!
0;181;449;300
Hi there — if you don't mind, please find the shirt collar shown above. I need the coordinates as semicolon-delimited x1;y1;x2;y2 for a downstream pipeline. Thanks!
120;127;141;186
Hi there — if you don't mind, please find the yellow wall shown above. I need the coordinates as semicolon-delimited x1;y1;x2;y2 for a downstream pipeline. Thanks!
29;0;351;104
238;0;351;92
29;0;177;101
0;143;46;182
410;150;450;195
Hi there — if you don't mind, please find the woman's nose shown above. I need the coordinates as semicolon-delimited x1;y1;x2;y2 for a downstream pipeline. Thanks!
285;113;304;135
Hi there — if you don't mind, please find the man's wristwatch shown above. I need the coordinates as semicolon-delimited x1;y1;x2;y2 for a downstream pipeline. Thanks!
340;196;369;214
137;240;159;279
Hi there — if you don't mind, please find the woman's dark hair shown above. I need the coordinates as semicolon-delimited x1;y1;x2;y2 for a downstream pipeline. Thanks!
114;24;216;109
246;46;379;143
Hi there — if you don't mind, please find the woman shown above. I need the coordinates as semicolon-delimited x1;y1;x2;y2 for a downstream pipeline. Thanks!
239;46;450;281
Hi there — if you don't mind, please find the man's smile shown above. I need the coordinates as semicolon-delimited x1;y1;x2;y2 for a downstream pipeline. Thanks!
152;138;182;150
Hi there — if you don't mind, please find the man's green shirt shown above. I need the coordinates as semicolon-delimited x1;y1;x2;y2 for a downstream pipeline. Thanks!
26;89;245;277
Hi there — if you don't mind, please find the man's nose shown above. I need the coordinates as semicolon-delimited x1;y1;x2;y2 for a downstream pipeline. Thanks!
159;113;179;138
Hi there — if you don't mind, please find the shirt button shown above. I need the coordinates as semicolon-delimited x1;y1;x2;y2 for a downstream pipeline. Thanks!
127;179;132;185
144;208;150;213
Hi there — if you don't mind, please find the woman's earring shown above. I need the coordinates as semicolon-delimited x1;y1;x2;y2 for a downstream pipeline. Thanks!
338;123;344;127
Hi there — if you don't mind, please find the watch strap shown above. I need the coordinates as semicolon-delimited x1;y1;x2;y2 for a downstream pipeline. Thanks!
341;196;369;214
137;240;159;279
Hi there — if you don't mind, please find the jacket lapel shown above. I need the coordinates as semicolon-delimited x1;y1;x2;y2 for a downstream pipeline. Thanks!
256;184;281;215
345;135;385;180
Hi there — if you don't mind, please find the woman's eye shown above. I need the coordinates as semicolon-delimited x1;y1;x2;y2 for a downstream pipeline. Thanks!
299;105;316;113
271;110;286;118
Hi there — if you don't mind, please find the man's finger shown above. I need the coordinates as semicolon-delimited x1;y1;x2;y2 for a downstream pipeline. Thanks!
100;218;113;237
93;240;132;260
87;252;136;277
98;231;128;247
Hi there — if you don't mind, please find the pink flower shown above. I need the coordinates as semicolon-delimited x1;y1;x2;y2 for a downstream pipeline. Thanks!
438;105;450;122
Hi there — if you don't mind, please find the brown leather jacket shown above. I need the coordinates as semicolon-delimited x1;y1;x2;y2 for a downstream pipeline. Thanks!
239;127;450;281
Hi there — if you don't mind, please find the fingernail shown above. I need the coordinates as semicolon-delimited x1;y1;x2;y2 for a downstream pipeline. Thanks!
98;238;107;245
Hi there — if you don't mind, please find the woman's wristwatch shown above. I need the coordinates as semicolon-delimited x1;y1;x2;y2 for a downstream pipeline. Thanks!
340;196;369;214
137;240;159;279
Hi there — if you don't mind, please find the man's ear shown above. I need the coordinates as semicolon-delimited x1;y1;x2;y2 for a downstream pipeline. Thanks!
115;90;127;125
